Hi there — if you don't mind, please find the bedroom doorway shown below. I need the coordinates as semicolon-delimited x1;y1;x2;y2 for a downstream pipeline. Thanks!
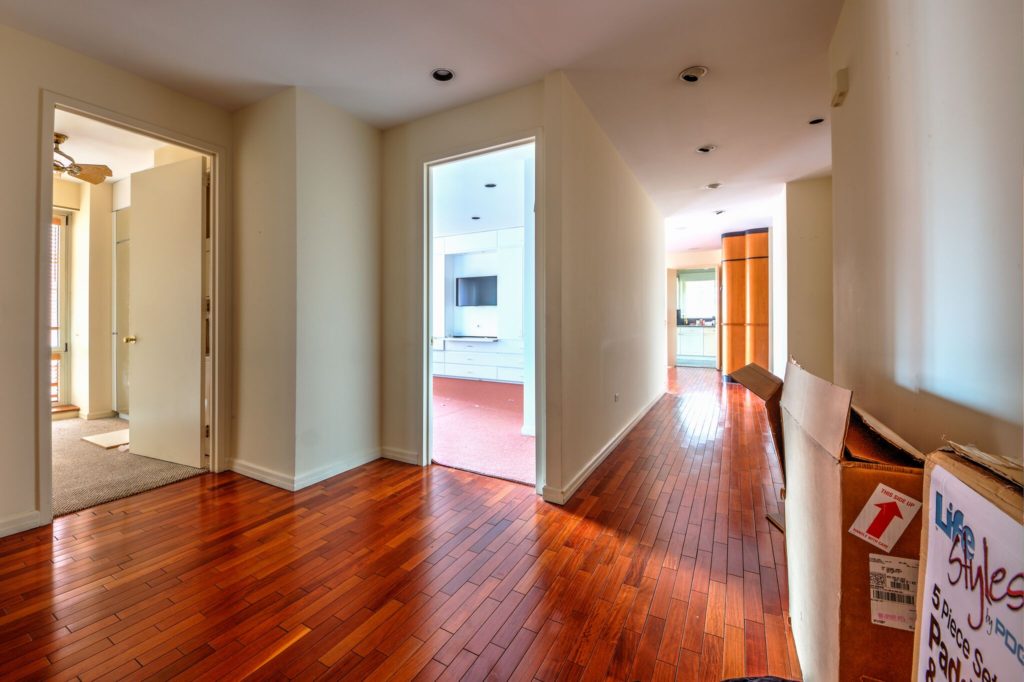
47;108;213;516
425;140;538;486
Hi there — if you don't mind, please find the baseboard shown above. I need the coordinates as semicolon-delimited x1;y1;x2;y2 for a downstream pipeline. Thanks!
51;409;79;421
381;447;421;465
83;410;118;420
542;391;664;505
229;459;296;491
0;510;46;539
292;450;381;490
231;450;389;491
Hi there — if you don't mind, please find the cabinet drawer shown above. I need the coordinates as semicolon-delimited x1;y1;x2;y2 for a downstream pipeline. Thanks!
496;367;525;383
444;351;491;367
432;363;445;376
444;363;498;380
445;338;524;353
445;351;524;368
431;350;445;363
492;353;524;368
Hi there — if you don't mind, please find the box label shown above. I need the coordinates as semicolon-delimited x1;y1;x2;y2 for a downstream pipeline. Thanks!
869;553;918;631
848;483;922;552
915;465;1024;682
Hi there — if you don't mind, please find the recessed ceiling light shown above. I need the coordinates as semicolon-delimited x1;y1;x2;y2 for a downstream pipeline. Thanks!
714;210;726;215
484;183;496;188
431;68;455;82
678;66;709;83
471;216;480;220
696;145;717;154
704;182;722;190
809;117;825;125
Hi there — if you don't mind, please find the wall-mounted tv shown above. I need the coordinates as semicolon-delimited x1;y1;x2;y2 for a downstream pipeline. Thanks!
456;276;497;306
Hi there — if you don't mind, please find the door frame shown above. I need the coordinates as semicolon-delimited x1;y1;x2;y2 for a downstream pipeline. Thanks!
34;91;231;524
421;135;545;493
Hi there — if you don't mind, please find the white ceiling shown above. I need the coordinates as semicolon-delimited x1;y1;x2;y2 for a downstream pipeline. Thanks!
53;109;164;182
432;143;533;237
4;0;841;250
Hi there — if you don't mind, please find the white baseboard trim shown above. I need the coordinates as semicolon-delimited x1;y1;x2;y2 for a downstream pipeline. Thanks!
542;391;664;505
83;410;118;420
0;510;46;539
381;447;422;465
231;450;390;491
293;450;381;490
229;459;296;491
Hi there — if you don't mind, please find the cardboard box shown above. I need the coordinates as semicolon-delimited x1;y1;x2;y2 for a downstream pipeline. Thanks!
777;360;926;682
911;445;1023;682
730;363;787;531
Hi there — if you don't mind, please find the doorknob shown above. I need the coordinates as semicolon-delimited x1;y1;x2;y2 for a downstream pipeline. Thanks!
123;335;137;344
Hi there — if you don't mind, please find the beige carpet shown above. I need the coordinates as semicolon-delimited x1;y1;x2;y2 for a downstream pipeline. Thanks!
52;417;206;517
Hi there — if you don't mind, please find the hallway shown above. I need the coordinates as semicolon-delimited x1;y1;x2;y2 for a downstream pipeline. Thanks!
0;368;796;680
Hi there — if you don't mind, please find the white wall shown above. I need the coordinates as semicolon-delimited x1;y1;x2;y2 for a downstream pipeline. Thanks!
382;75;665;501
770;191;788;377
540;72;666;502
294;88;381;485
53;177;80;211
231;89;298;484
667;248;721;270
830;0;1023;457
68;180;114;417
0;23;232;537
381;82;545;465
785;176;833;380
231;87;382;489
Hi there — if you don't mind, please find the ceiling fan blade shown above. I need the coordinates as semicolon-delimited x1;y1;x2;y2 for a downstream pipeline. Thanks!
70;164;112;185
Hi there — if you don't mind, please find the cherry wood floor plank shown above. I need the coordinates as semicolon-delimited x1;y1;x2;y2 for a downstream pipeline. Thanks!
0;367;800;680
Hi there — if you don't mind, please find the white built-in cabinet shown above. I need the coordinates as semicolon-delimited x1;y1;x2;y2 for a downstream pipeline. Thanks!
676;326;717;358
432;227;525;384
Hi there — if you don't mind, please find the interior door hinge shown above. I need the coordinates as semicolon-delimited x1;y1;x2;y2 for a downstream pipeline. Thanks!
205;424;210;438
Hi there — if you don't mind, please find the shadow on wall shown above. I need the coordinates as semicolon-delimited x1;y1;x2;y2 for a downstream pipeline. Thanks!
882;384;1022;462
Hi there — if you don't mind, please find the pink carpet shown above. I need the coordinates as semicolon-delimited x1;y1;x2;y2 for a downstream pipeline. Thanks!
431;377;536;485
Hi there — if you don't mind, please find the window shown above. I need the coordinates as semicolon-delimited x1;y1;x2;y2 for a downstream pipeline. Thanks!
677;268;717;320
50;215;68;405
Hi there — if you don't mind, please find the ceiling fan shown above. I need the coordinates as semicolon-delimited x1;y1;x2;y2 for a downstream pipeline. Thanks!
52;132;112;185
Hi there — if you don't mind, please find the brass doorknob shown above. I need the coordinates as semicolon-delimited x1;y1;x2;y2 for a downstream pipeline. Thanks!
123;335;137;344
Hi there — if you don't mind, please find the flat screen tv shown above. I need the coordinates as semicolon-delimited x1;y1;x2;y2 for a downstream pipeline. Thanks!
456;276;497;306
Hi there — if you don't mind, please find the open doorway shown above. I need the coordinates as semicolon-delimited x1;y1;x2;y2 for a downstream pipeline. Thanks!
674;268;719;368
426;141;537;486
48;109;212;516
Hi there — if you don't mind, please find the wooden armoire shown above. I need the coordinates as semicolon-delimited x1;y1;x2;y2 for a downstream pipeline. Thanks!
721;228;769;377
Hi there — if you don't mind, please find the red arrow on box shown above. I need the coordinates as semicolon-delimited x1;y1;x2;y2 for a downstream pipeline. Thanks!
866;501;903;539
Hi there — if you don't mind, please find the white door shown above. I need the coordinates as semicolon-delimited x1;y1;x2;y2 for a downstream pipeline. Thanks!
128;157;204;467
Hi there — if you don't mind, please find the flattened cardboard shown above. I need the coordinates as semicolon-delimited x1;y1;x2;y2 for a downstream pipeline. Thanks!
780;360;924;682
911;450;1024;681
730;363;786;478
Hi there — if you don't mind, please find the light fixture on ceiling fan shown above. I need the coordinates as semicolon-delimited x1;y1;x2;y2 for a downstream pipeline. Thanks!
52;133;112;185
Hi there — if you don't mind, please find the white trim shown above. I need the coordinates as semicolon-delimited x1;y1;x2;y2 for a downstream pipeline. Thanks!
228;459;297;491
31;91;232;534
382;447;421;465
293;451;381;490
231;451;386;491
422;135;544;490
541;391;663;505
82;410;118;420
0;511;45;539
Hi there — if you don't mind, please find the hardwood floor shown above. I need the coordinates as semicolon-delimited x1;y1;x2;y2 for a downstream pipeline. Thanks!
0;367;798;680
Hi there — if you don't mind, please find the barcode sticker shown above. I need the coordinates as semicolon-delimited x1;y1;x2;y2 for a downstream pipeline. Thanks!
868;553;918;631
